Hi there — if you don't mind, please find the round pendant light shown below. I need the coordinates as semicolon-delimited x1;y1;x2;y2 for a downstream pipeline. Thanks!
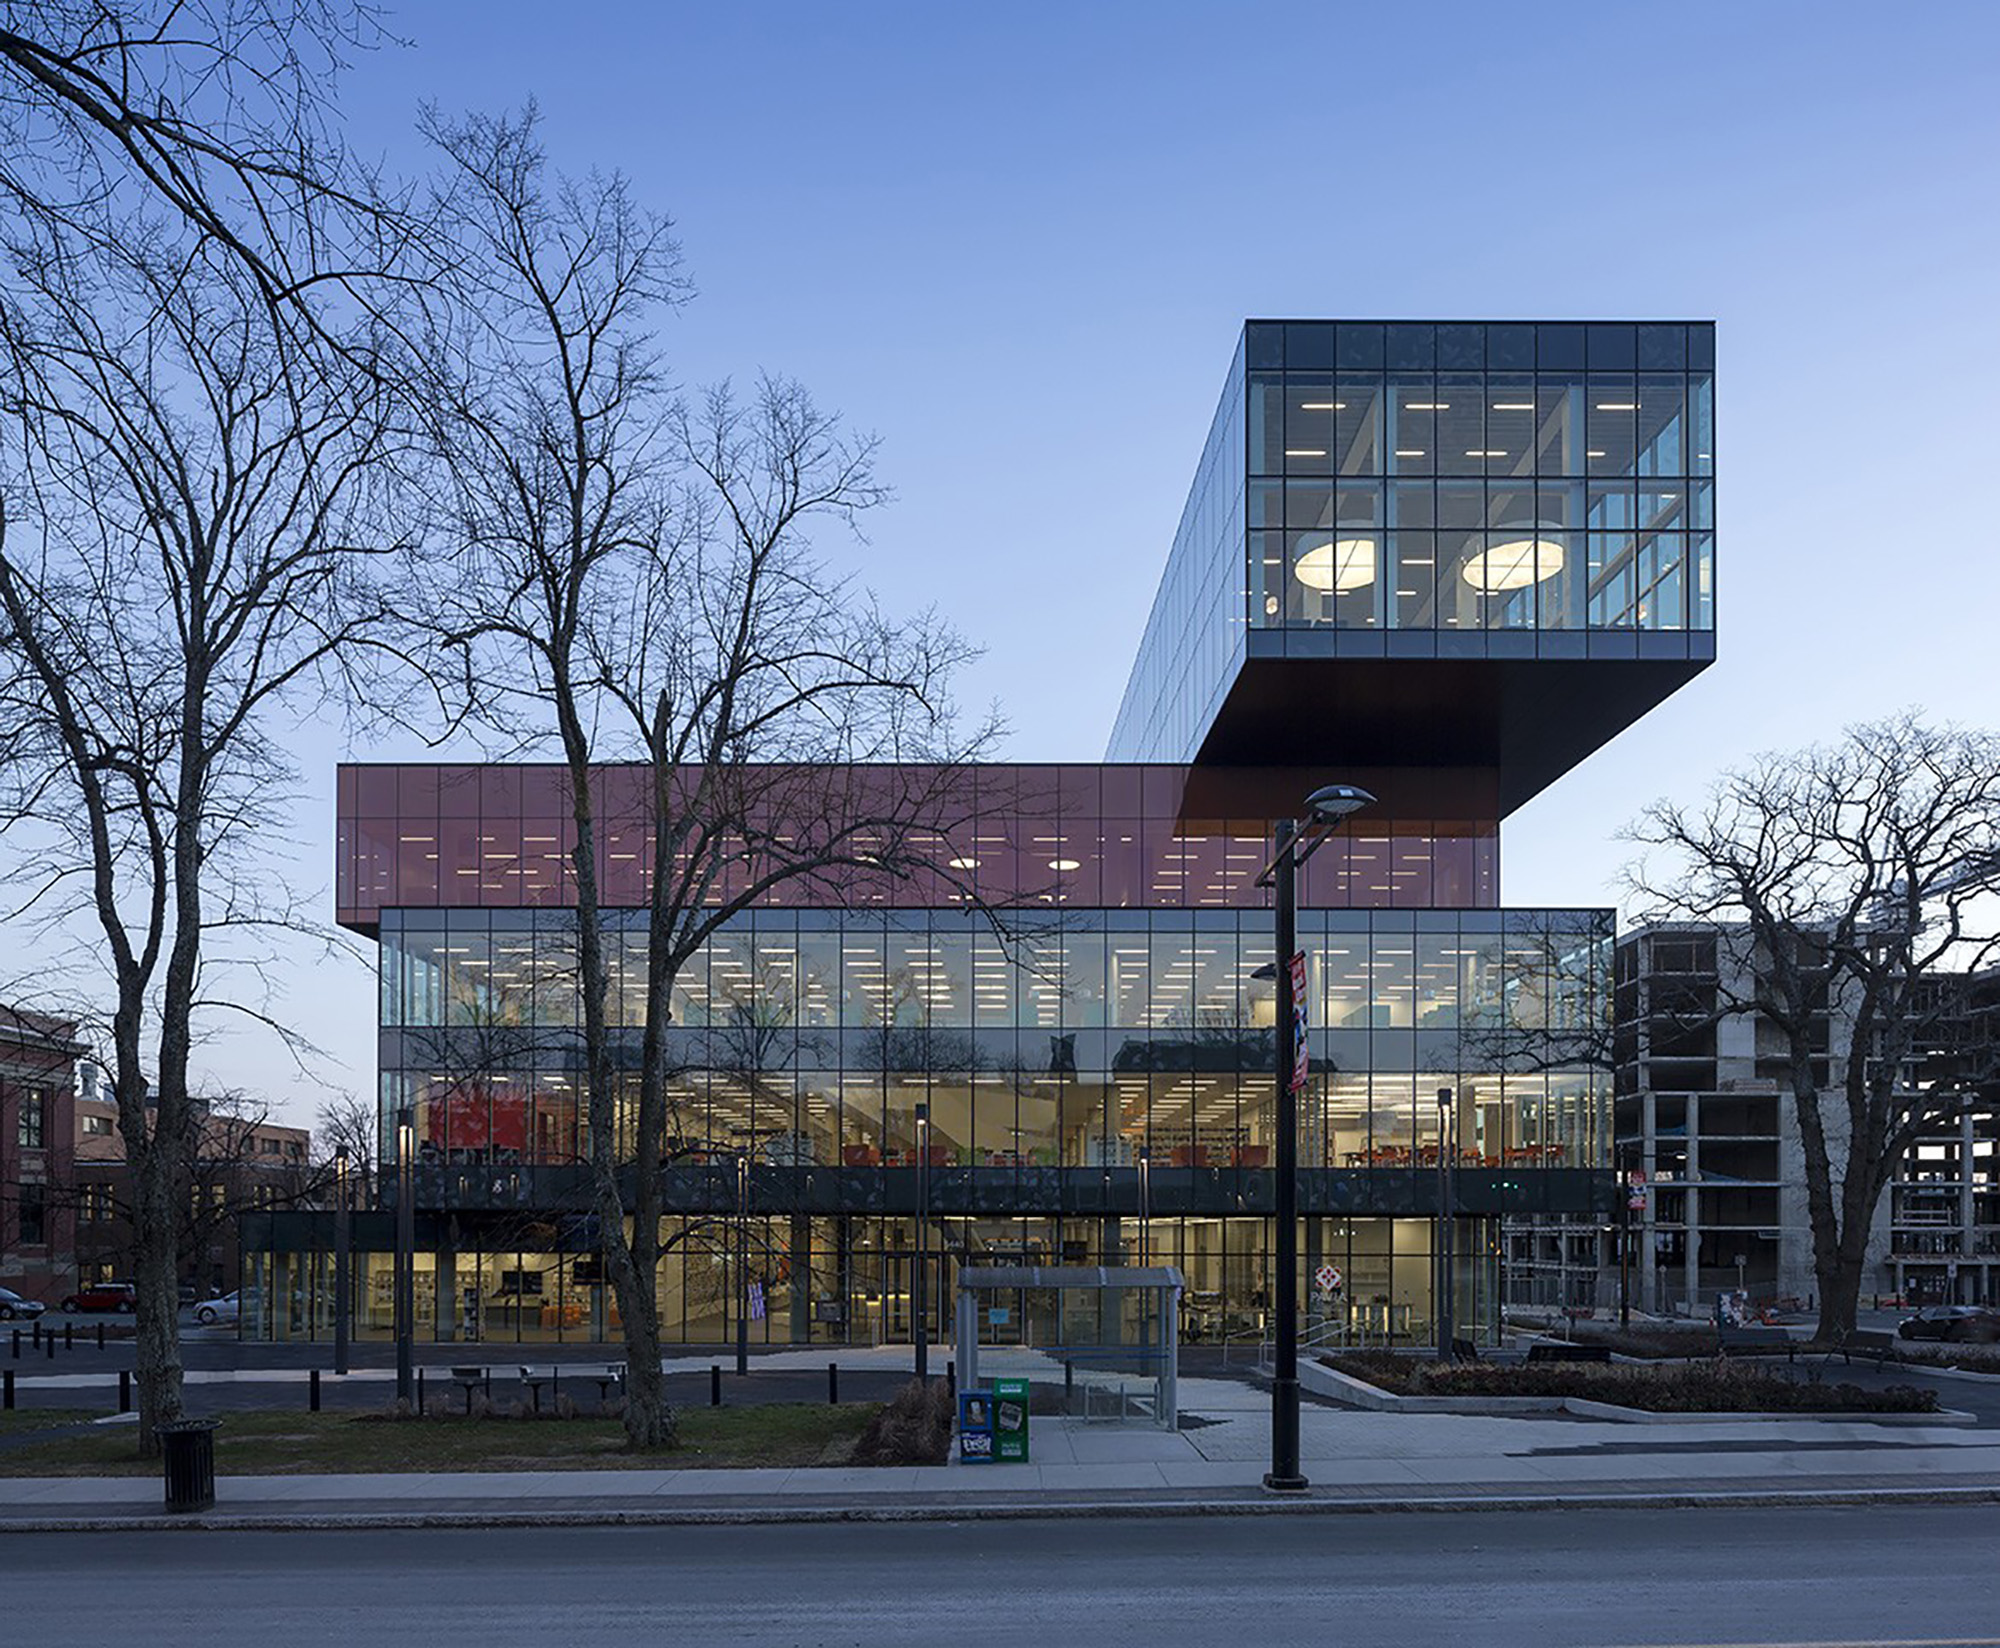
1294;537;1377;592
1463;536;1564;592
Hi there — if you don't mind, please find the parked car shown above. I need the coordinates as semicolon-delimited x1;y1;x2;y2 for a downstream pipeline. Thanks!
1898;1305;2000;1343
59;1281;137;1314
0;1286;47;1321
192;1292;239;1328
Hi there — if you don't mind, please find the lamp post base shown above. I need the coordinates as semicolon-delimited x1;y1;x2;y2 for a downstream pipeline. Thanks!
1266;1371;1308;1491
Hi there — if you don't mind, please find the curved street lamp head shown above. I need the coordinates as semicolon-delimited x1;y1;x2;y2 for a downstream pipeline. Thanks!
1305;783;1376;822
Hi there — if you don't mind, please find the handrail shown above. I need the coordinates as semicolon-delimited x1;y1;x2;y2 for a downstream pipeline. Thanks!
1247;1315;1356;1373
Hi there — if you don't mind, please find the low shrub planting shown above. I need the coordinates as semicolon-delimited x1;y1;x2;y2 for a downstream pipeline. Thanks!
1326;1351;1938;1413
851;1378;953;1466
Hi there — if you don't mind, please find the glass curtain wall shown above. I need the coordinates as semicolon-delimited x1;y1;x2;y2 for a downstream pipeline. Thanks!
376;905;1611;1175
1245;321;1714;637
248;1211;1502;1350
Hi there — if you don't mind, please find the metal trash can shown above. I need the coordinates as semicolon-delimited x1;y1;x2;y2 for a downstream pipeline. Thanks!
159;1418;218;1512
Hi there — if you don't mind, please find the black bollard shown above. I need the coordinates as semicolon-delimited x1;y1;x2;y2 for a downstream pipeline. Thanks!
710;1363;721;1406
46;1331;55;1360
31;1321;40;1349
1065;1360;1075;1408
10;1328;17;1358
119;1369;131;1413
65;1322;73;1351
310;1368;321;1413
947;1359;956;1399
97;1324;105;1351
417;1367;426;1415
828;1362;838;1404
3;1368;13;1409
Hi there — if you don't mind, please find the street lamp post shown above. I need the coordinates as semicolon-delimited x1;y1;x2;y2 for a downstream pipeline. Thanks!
1619;1142;1633;1330
914;1102;930;1383
333;1144;350;1378
736;1150;751;1377
395;1115;414;1408
1138;1146;1151;1268
1436;1087;1455;1361
1258;783;1374;1494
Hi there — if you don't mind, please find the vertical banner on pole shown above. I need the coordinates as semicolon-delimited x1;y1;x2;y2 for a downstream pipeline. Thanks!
1287;949;1309;1092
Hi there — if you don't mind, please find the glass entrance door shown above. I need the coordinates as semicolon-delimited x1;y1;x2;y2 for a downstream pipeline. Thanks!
859;1249;951;1348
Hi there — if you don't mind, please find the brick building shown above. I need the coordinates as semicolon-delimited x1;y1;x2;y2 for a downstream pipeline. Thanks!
0;1009;85;1306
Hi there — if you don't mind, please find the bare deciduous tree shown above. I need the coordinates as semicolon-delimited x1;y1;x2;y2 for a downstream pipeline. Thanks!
1627;714;2000;1340
0;1;404;319
312;1089;378;1196
415;108;993;1448
0;229;405;1451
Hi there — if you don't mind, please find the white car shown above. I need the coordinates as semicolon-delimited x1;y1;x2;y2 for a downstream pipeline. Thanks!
192;1292;239;1327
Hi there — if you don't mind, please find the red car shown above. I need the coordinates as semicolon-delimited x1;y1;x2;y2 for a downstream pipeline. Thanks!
60;1281;137;1314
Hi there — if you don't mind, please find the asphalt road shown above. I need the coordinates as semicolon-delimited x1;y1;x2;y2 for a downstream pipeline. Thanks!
6;1507;1999;1647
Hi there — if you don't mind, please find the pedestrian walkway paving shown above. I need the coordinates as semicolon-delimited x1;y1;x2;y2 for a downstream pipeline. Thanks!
6;1373;2000;1529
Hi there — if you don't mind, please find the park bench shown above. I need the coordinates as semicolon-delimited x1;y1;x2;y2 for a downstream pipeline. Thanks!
1718;1325;1797;1361
1835;1329;1899;1368
1525;1341;1612;1364
448;1365;493;1414
1450;1337;1483;1363
518;1362;627;1412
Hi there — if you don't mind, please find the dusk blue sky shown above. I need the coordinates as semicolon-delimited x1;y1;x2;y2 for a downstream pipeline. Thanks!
245;1;1999;1123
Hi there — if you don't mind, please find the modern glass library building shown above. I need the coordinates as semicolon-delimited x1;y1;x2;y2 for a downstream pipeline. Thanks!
244;319;1715;1349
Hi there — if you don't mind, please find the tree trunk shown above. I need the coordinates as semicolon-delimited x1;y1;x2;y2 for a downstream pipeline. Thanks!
129;1139;185;1456
555;738;673;1451
610;1227;673;1448
1813;1254;1866;1344
618;1149;671;1447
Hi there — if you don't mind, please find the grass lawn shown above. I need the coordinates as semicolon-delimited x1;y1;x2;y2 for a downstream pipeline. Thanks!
0;1407;95;1435
0;1401;880;1476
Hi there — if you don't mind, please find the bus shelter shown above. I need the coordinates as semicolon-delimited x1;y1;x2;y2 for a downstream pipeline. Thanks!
953;1264;1184;1429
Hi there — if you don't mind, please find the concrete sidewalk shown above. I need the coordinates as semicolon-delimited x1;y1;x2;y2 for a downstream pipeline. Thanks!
7;1375;2000;1530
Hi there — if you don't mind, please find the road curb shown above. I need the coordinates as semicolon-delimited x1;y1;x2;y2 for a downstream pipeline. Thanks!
7;1484;2000;1534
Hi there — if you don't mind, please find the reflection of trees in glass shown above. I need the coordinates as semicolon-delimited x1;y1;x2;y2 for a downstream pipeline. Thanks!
1440;913;1613;1167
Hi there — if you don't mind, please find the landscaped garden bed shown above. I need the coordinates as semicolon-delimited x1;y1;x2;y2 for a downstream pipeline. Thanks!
1325;1351;1939;1414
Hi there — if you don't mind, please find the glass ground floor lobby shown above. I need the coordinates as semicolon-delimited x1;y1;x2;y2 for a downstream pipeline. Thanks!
242;1208;1558;1351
